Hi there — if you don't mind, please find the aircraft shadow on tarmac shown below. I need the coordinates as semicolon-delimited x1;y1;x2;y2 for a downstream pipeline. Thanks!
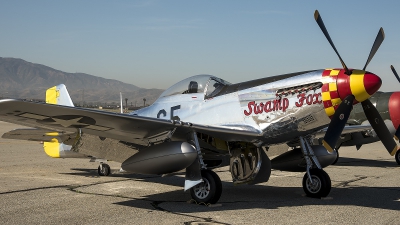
60;158;399;212
61;168;185;187
112;178;400;212
334;157;398;168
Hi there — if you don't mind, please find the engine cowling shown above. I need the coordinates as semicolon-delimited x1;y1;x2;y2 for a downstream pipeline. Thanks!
121;141;197;175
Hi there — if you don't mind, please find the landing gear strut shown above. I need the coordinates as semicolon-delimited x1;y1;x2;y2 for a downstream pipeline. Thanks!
190;170;222;204
299;136;331;198
98;163;111;176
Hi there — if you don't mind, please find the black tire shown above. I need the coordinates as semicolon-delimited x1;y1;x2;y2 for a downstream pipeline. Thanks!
302;169;331;198
190;170;222;204
98;164;111;176
331;150;339;165
395;150;400;165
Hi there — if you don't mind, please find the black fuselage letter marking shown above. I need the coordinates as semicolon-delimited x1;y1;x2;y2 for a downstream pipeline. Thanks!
171;105;181;120
157;109;167;118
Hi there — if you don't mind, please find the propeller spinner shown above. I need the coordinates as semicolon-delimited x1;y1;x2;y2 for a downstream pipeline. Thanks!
314;10;398;156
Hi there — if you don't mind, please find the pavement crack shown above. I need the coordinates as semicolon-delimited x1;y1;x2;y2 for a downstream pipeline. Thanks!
66;179;229;225
151;201;230;225
333;176;368;187
0;185;70;195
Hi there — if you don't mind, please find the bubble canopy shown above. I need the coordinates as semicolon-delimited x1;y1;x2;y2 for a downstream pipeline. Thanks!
159;75;231;99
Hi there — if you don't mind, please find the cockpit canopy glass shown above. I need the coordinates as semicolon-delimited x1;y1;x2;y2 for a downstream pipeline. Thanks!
205;78;227;98
159;75;231;98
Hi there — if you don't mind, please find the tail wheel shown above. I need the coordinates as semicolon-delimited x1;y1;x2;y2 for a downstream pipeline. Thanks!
395;150;400;165
302;169;331;198
190;170;222;204
98;164;111;176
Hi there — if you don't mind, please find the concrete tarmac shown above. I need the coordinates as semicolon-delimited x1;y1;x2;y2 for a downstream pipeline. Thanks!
0;121;399;224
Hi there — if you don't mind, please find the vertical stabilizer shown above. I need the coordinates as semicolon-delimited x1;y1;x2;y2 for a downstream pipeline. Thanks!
46;84;74;107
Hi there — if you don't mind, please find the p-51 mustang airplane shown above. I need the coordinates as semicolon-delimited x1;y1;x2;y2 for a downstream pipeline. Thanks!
0;10;398;204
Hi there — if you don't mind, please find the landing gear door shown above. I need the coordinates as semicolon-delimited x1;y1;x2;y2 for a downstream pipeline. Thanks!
230;143;271;185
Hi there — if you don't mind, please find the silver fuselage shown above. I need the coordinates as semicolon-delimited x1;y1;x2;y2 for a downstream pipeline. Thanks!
132;70;331;145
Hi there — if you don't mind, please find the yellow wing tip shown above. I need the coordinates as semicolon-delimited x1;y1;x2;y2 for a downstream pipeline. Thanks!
43;138;60;158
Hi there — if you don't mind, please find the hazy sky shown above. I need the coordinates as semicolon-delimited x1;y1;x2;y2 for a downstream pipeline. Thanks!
1;0;400;91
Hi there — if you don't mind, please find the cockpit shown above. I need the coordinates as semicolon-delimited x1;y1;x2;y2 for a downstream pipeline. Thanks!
159;75;231;99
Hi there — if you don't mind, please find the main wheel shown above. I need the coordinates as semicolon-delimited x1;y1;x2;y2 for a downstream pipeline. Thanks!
302;169;331;198
395;150;400;165
98;164;111;176
190;170;222;204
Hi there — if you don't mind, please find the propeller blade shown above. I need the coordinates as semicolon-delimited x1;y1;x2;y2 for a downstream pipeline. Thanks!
361;99;398;155
390;65;400;83
363;28;385;71
314;10;350;75
322;95;355;152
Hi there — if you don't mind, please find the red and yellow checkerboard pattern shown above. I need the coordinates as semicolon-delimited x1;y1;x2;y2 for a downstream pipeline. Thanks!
321;69;371;117
321;69;343;117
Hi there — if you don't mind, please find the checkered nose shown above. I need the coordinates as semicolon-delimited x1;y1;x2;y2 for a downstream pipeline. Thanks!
321;69;382;118
336;70;382;103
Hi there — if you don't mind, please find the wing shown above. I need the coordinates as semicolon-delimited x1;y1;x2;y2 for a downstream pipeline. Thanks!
0;99;262;146
313;124;373;139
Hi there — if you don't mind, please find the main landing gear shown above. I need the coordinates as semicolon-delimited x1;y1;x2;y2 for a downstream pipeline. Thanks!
299;136;331;198
98;163;111;176
186;131;223;204
190;170;222;204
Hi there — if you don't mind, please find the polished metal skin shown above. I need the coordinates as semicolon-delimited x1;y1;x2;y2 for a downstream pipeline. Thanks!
132;72;330;145
132;69;380;146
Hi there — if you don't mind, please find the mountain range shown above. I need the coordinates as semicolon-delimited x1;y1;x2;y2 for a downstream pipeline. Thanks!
0;57;164;106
